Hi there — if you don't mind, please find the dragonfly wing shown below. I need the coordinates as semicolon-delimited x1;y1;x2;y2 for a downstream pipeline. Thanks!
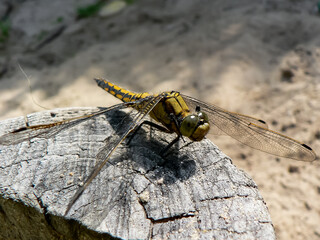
230;112;268;129
0;103;133;146
64;94;166;215
182;97;268;136
182;94;316;161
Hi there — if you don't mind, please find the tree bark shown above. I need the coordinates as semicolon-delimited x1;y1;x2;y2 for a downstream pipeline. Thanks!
0;107;275;240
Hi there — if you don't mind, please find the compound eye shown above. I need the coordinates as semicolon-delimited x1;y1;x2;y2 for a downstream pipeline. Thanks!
180;115;199;137
198;111;209;123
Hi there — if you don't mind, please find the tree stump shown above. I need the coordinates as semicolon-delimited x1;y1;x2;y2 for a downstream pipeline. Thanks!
0;107;275;240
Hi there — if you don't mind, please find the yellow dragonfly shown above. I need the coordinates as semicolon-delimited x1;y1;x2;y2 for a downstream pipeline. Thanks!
0;78;316;215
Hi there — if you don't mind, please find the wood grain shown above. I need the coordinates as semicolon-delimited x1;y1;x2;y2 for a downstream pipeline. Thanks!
0;107;275;240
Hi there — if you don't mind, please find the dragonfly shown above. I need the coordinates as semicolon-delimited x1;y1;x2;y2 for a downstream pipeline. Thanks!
0;78;316;215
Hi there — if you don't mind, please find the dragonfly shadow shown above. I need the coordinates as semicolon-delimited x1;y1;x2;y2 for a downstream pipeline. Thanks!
71;107;199;228
101;107;197;183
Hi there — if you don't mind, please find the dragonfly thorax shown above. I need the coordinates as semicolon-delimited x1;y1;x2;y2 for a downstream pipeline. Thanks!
180;111;210;141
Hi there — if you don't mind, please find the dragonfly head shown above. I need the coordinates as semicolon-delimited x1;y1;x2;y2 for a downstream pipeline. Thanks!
180;110;210;141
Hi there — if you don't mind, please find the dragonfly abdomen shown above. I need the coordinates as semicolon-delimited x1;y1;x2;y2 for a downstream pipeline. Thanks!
95;78;150;103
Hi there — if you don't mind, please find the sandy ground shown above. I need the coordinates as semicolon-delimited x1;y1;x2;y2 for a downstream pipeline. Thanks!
0;0;320;239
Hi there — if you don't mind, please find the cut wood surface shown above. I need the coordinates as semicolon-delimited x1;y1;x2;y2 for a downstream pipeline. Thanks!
0;107;275;240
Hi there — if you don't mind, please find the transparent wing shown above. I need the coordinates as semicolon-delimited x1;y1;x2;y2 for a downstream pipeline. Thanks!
182;94;316;162
0;103;133;146
64;94;165;215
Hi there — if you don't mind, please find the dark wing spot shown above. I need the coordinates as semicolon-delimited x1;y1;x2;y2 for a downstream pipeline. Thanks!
302;143;313;151
258;119;266;124
13;127;28;133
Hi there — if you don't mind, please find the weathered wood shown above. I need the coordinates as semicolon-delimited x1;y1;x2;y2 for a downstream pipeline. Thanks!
0;107;275;240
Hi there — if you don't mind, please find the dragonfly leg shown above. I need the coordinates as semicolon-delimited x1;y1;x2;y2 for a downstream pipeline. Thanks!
160;135;180;156
168;112;184;142
126;120;171;145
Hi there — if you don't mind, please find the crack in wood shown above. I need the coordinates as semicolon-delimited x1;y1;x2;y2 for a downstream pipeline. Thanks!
33;192;64;239
149;212;197;224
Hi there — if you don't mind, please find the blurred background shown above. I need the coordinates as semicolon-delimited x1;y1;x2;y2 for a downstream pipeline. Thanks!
0;0;319;239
